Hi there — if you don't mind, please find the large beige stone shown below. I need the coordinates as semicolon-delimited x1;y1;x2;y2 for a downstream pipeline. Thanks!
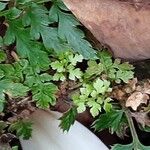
63;0;150;60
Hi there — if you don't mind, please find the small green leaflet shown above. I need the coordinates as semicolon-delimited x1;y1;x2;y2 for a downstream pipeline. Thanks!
84;60;104;79
93;109;124;134
53;73;66;81
93;79;112;95
9;120;32;140
87;100;101;117
69;68;82;80
59;108;77;132
51;61;65;72
68;54;83;66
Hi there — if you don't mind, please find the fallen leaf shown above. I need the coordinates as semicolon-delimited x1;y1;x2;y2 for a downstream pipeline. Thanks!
131;111;150;127
125;78;137;93
143;80;150;94
112;89;126;101
126;92;149;111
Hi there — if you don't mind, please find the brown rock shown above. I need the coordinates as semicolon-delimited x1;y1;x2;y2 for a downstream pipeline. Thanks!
63;0;150;60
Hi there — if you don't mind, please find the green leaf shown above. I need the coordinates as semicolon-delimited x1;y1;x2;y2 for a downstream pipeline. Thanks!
80;84;93;97
98;50;134;83
0;60;28;82
54;0;69;11
9;120;32;140
93;79;111;95
87;100;101;117
69;68;82;80
0;79;29;111
22;3;67;52
0;2;7;11
5;7;22;20
98;50;113;69
103;97;112;112
77;102;86;113
68;54;83;66
4;19;50;71
51;61;65;72
6;83;29;97
32;83;57;109
93;109;124;134
53;72;66;81
49;5;97;59
59;108;77;132
84;61;104;78
0;50;6;63
116;70;134;83
39;73;52;82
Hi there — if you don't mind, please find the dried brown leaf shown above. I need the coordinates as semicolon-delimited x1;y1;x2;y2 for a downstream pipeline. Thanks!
126;92;149;110
123;78;138;94
143;81;150;94
131;111;150;127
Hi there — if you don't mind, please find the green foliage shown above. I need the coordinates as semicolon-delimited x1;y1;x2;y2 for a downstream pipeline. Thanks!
4;20;50;72
51;52;83;81
51;50;134;118
72;79;112;117
97;51;134;83
59;108;77;132
49;1;97;59
0;0;145;149
9;120;32;140
0;58;57;111
32;82;57;108
2;0;96;60
93;109;125;134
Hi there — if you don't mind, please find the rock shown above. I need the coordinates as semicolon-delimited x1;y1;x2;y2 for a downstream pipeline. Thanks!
63;0;150;60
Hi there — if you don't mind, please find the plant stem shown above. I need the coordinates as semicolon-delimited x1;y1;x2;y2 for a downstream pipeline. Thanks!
124;109;140;148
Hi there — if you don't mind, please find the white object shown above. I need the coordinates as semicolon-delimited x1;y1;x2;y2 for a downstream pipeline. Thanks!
20;110;108;150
